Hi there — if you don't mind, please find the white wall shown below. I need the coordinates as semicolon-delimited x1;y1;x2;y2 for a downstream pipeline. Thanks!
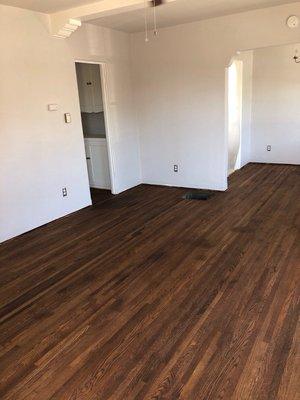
2;3;300;243
0;5;140;243
69;24;141;192
251;43;300;165
131;3;300;191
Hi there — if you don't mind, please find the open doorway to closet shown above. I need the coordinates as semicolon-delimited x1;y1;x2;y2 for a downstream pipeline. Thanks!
75;61;113;204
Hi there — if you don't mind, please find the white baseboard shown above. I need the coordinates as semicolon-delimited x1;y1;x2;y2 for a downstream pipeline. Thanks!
141;180;227;192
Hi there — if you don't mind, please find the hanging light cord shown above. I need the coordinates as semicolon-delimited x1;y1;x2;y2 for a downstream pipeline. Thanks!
144;0;149;42
144;0;159;42
153;0;158;36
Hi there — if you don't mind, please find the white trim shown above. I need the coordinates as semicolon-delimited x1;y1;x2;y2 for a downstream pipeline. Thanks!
75;59;117;194
225;59;243;181
84;137;107;145
142;180;227;192
52;18;81;39
224;66;230;188
235;60;243;171
90;184;111;190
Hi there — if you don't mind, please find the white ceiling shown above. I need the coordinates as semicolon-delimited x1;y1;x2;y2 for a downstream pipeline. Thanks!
0;0;102;13
0;0;295;30
89;0;295;32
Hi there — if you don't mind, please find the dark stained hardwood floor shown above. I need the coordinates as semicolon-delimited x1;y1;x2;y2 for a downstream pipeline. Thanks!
90;188;113;205
0;163;299;400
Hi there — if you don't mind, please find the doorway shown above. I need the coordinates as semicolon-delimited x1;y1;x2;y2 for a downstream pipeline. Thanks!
75;61;113;204
227;59;243;176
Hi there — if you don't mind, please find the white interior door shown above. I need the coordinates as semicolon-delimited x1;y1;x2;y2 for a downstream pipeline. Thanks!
84;138;111;189
76;63;93;113
91;64;104;113
84;142;94;187
76;63;104;113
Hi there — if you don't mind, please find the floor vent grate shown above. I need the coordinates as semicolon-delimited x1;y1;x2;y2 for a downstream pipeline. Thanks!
183;191;214;201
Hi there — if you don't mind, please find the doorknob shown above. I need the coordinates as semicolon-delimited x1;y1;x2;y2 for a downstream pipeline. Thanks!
86;157;91;160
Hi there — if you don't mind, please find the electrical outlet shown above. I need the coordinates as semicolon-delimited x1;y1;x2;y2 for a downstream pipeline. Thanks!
174;164;179;173
62;187;68;197
267;145;271;152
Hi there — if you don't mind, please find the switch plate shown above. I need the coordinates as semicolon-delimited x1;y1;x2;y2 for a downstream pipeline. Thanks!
64;113;71;123
48;104;59;111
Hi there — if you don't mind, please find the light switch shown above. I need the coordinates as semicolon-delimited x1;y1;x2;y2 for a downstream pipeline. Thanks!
64;113;72;123
48;104;59;111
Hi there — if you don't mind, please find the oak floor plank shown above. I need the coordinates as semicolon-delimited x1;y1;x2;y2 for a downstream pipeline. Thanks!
0;163;299;400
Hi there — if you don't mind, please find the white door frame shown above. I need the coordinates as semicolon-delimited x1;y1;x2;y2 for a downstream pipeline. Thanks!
224;58;243;183
75;60;117;194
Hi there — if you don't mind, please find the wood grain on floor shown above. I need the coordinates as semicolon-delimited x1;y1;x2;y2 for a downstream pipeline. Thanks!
90;188;113;205
0;163;299;400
